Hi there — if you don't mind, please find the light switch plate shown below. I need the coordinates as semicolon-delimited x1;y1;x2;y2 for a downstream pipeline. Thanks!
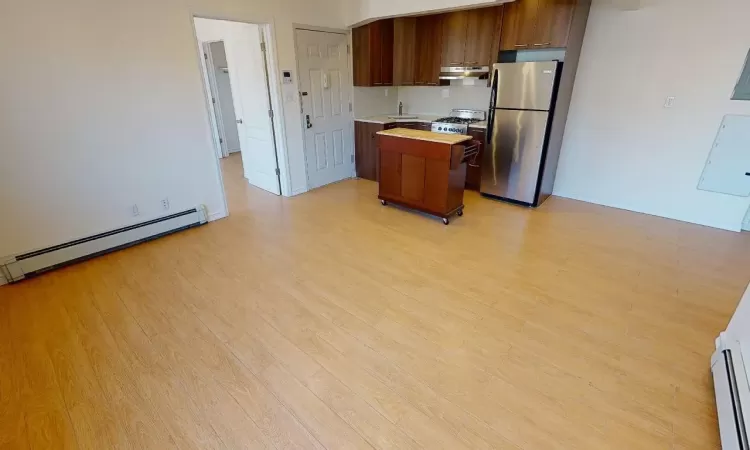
442;88;450;99
664;96;675;108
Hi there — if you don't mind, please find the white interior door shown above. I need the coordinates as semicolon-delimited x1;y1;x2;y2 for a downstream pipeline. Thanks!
225;25;280;195
295;29;354;190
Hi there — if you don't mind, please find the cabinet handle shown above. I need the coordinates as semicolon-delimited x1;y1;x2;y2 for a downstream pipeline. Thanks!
373;82;383;85
514;44;528;48
415;81;425;85
449;62;463;66
427;82;437;85
533;43;551;47
465;61;478;65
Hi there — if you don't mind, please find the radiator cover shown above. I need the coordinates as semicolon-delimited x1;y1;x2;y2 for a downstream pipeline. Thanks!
0;206;207;284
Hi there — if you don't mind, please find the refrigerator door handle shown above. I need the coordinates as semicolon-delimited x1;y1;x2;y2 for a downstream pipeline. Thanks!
486;69;499;145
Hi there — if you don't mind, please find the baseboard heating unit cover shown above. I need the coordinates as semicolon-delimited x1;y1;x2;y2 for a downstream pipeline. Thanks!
0;206;207;283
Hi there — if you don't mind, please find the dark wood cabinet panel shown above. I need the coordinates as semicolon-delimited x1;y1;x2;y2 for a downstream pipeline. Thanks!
466;128;486;190
464;7;503;67
500;0;539;50
379;19;394;85
379;150;402;198
401;154;427;202
500;0;575;50
534;0;576;48
415;15;443;86
352;26;371;86
352;20;393;87
393;17;417;86
440;11;469;67
355;121;376;180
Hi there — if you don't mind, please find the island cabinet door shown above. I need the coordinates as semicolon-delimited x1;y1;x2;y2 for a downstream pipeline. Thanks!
379;150;402;198
400;154;426;202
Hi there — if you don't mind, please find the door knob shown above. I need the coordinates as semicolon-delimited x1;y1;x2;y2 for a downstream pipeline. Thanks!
306;115;313;129
236;118;243;124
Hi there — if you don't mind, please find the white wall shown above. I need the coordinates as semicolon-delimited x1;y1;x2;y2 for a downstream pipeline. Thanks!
0;0;345;258
554;0;750;232
398;85;491;116
352;87;398;117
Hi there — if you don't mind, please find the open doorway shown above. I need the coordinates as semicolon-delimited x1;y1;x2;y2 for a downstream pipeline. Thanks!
193;17;283;216
204;41;241;158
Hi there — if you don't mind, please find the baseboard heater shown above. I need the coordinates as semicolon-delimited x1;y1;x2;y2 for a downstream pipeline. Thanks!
713;333;750;450
0;206;207;284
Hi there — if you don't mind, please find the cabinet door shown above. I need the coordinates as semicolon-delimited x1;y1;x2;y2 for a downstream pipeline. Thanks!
369;22;384;86
500;0;539;50
355;122;376;180
379;149;402;198
380;19;394;85
352;26;371;86
441;11;469;67
415;15;443;86
464;7;501;67
534;0;575;48
401;154;426;202
393;18;416;86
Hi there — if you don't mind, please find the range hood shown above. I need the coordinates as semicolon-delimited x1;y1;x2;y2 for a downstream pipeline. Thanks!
439;66;490;80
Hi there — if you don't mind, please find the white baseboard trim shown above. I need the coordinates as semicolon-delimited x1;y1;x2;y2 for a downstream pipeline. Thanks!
291;188;308;197
0;272;7;287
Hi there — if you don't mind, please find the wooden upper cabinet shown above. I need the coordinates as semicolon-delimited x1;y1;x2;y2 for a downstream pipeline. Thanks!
441;7;503;68
534;0;576;48
500;0;575;50
441;11;469;67
500;0;539;50
393;17;417;86
415;15;443;86
464;7;504;67
352;19;394;87
352;26;371;86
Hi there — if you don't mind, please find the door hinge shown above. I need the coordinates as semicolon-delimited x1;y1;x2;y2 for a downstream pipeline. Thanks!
268;109;274;119
219;138;223;144
346;44;350;55
349;102;352;112
350;154;354;163
275;167;280;176
212;97;216;105
204;52;208;60
260;42;266;52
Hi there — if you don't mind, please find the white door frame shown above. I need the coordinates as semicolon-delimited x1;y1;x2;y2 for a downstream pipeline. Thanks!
292;24;356;188
191;15;293;221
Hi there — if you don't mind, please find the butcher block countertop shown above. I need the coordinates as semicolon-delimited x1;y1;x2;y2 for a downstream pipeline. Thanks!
377;128;472;145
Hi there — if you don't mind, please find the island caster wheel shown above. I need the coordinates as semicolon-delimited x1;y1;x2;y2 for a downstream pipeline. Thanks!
457;209;464;217
380;200;387;206
442;217;450;225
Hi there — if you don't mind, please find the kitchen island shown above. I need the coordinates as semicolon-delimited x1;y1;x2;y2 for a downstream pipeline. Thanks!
376;128;476;224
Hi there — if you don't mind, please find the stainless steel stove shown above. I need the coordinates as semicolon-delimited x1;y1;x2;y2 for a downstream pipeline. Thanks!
431;109;487;134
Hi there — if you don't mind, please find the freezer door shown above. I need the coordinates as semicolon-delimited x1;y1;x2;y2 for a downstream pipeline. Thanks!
492;61;559;111
480;109;549;204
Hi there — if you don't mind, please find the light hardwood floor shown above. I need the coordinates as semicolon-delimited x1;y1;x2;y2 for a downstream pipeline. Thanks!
2;152;749;449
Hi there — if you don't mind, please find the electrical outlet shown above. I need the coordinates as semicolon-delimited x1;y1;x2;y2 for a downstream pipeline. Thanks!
161;198;170;211
442;88;450;99
664;96;676;108
385;88;389;97
132;204;140;217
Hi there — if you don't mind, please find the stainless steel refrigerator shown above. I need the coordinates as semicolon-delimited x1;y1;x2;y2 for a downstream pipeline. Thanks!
481;61;561;206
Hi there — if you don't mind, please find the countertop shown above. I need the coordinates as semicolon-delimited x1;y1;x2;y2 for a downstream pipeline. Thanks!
377;128;472;145
356;115;488;130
